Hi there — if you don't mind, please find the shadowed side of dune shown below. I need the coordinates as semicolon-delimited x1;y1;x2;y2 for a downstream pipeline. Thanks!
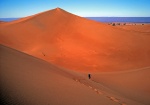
0;44;119;105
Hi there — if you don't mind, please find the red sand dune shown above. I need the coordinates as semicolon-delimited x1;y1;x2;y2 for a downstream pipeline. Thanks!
0;8;150;72
0;44;112;105
1;44;148;105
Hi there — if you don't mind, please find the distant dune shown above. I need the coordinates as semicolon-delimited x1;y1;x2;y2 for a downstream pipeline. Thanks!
0;7;150;72
1;44;148;105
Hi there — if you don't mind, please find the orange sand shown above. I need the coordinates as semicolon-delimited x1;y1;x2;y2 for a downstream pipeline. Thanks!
1;44;148;105
0;8;150;72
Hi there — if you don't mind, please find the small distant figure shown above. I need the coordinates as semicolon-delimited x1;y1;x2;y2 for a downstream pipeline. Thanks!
88;74;91;79
42;52;45;56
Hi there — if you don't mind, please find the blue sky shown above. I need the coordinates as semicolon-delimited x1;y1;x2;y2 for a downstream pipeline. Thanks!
0;0;150;18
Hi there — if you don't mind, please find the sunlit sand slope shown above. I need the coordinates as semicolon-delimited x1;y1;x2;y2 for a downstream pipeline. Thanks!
1;44;121;105
0;8;150;72
92;68;150;105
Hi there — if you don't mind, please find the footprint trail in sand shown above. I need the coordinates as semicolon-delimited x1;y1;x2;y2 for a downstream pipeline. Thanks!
74;79;127;105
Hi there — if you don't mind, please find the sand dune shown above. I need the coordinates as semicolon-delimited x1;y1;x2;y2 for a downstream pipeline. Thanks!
0;45;113;105
0;8;150;72
1;44;147;105
0;7;150;105
91;68;150;105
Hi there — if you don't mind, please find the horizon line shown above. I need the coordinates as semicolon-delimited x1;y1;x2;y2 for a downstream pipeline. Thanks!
0;16;150;18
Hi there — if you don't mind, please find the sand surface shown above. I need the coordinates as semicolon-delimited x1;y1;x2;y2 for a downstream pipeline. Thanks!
0;44;148;105
0;8;150;72
91;68;150;105
116;24;150;33
0;7;150;105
